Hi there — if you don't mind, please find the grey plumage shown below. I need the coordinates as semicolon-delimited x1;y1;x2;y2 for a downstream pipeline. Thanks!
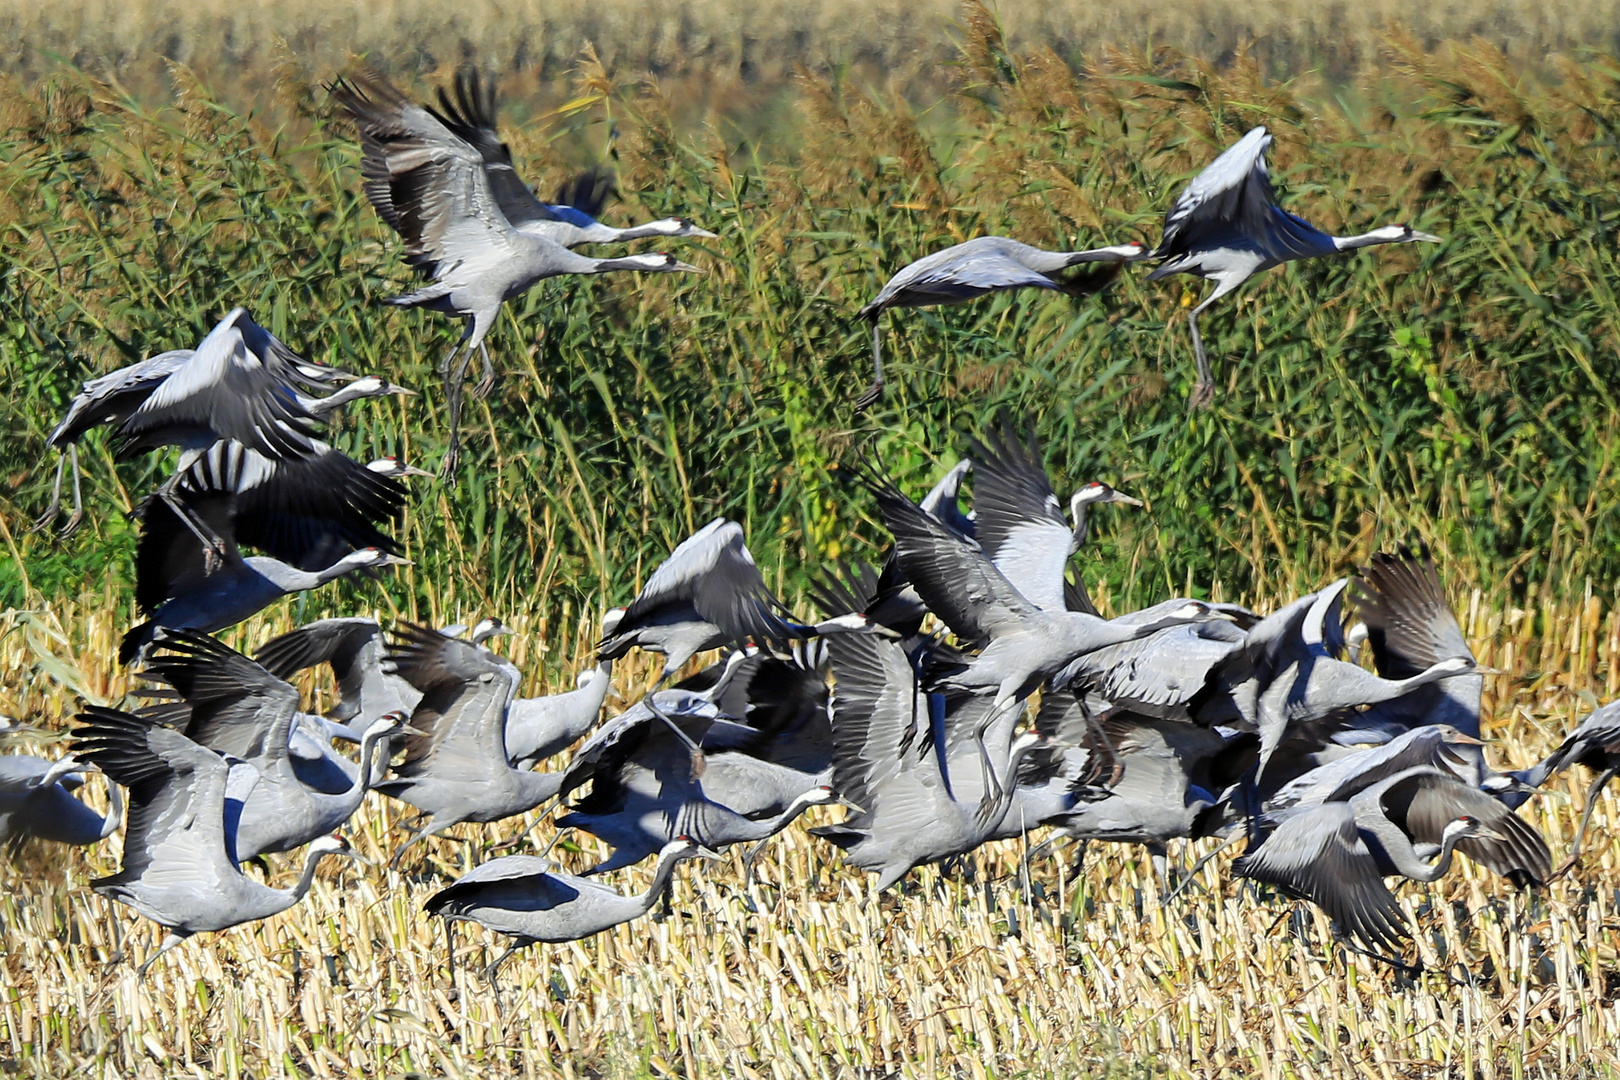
329;70;703;476
425;836;719;989
855;235;1145;407
73;706;358;977
1143;125;1442;408
0;754;123;849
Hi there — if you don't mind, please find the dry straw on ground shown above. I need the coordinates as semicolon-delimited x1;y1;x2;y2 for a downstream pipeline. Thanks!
3;589;1619;1079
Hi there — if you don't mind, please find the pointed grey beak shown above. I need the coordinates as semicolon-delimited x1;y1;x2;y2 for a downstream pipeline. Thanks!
380;555;413;567
694;845;724;861
399;464;434;477
390;386;419;397
1111;492;1144;507
673;260;705;274
1411;230;1443;243
687;227;719;239
837;796;867;814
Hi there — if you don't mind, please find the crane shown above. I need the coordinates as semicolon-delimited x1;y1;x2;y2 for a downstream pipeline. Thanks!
329;71;704;476
138;629;408;860
856;235;1145;407
1142;125;1441;408
72;705;359;977
0;754;123;849
424;836;719;993
1235;765;1549;964
119;492;408;664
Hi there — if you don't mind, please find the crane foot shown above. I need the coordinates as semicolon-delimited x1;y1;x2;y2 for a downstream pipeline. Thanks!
1188;380;1215;411
854;379;885;412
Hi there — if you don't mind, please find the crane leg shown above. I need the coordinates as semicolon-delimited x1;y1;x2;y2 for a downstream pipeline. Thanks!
390;816;451;870
1187;308;1215;410
440;343;478;481
62;445;85;536
153;473;229;573
484;937;531;999
473;341;498;401
1163;831;1242;903
135;931;189;980
30;451;65;533
855;318;885;411
1551;764;1619;880
643;681;709;778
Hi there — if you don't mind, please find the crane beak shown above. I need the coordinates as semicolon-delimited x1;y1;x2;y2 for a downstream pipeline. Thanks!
399;464;435;477
380;555;413;567
1447;733;1486;746
672;260;705;274
390;386;419;397
837;796;867;814
1111;493;1145;507
687;227;719;239
1472;825;1511;843
1410;230;1443;243
693;844;724;861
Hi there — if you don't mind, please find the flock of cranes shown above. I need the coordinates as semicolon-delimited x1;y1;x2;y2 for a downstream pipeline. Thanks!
7;420;1619;987
3;65;1597;994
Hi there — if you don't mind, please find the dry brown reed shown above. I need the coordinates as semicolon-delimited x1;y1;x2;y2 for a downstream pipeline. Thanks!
4;586;1620;1078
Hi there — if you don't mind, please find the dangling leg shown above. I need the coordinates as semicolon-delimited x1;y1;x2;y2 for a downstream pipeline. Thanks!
1185;279;1243;411
1187;308;1214;411
150;457;229;572
644;683;708;778
473;341;498;401
389;816;450;870
136;931;190;980
62;445;85;535
484;936;532;999
440;344;478;481
856;316;885;411
31;450;65;532
1163;831;1242;903
1552;764;1619;880
443;919;458;995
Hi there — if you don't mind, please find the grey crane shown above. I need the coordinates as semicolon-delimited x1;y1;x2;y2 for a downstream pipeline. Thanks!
139;630;408;860
863;462;1206;794
72;705;358;977
425;836;719;991
329;71;703;475
1349;546;1483;738
1235;765;1549;961
812;630;1043;891
108;308;346;559
1261;724;1491;816
1189;579;1475;779
1023;691;1253;889
855;235;1146;407
373;623;560;865
425;73;717;249
970;421;1142;614
0;754;123;849
33;333;358;535
1143;125;1441;408
555;694;842;874
1518;700;1620;872
119;493;408;664
598;518;804;684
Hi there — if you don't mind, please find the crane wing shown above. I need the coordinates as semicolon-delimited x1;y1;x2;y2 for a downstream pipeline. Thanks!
1352;547;1474;678
618;518;795;648
117;311;320;461
863;463;1040;645
388;624;518;776
971;422;1072;613
1234;802;1409;955
139;630;301;766
47;350;195;449
74;706;239;887
1153;126;1276;261
426;68;563;232
330;71;530;283
180;441;406;570
825;632;929;822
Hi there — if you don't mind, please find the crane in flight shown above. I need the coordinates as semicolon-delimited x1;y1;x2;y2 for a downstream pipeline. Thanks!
1143;126;1440;409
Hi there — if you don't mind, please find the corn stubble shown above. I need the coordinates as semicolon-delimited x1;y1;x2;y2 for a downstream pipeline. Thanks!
4;7;1620;1077
2;589;1620;1079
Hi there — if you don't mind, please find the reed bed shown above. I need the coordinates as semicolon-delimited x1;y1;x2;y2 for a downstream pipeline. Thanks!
3;588;1620;1078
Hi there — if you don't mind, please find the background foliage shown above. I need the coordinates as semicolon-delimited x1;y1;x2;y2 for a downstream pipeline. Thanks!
2;7;1620;670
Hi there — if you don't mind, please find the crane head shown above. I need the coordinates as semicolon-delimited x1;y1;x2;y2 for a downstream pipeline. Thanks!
1378;224;1443;244
1070;481;1144;513
366;456;435;478
666;835;723;860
